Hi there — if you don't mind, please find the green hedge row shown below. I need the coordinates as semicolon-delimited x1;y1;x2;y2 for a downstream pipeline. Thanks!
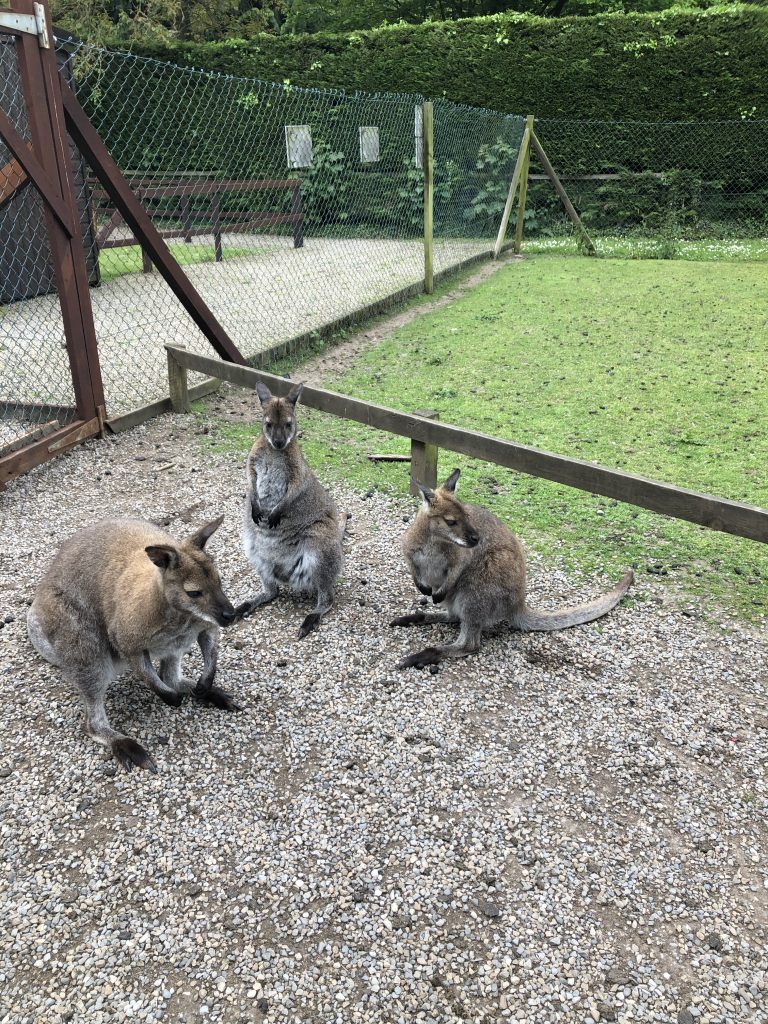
126;6;768;122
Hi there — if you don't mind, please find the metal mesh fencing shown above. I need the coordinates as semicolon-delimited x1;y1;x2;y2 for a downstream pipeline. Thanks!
532;119;768;257
4;37;767;447
0;36;81;452
22;41;520;419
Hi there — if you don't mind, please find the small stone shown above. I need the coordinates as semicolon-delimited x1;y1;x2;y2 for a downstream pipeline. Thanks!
256;998;269;1014
706;932;723;951
678;1011;695;1024
428;665;439;675
0;767;11;779
156;735;169;746
477;900;500;919
597;1003;617;1022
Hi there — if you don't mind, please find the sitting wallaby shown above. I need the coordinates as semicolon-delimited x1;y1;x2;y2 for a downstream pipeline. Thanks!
392;469;633;669
27;517;240;773
240;380;346;638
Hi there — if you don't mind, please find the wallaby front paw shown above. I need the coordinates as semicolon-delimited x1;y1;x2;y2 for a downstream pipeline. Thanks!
193;684;241;711
267;510;282;529
416;583;432;596
251;503;263;525
111;737;158;773
397;647;442;670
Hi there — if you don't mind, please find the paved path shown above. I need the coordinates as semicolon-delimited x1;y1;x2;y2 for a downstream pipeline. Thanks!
1;235;489;423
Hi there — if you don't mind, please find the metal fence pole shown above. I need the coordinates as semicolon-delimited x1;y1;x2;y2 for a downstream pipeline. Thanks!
422;101;434;294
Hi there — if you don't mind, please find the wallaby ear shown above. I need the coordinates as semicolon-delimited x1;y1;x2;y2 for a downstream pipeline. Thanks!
416;481;435;507
286;381;304;408
441;468;461;493
187;515;225;550
145;545;180;571
255;381;272;405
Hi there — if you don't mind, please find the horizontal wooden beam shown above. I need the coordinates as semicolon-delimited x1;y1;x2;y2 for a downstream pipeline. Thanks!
165;344;768;545
90;179;299;198
0;416;101;489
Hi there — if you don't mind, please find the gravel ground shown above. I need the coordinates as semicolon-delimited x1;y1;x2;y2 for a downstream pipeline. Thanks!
0;388;766;1024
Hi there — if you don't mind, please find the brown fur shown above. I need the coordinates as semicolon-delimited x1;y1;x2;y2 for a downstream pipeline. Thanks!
27;517;240;772
393;469;633;669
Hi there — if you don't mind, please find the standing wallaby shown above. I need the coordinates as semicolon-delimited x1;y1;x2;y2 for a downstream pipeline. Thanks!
240;380;346;638
392;468;633;669
27;517;240;773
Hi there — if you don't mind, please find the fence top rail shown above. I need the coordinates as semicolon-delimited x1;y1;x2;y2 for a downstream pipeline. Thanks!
165;345;768;546
89;179;300;199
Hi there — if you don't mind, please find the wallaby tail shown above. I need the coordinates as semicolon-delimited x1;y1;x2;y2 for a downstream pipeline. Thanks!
512;570;633;632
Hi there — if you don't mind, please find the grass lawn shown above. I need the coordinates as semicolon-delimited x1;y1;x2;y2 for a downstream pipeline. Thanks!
210;254;768;621
98;243;254;283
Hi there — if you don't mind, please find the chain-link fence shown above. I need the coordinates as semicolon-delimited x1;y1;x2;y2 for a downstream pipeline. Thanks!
3;37;768;459
531;119;768;257
10;41;521;423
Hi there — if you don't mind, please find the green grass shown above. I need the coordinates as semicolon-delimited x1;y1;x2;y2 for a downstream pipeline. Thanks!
208;254;768;621
98;243;255;283
525;235;768;262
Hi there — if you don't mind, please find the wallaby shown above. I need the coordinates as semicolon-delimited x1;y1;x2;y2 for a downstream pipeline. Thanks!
392;468;633;669
240;380;346;638
27;517;240;773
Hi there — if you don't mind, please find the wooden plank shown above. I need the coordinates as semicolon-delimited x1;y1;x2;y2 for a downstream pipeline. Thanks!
94;208;123;246
528;173;664;182
0;420;59;459
422;101;434;294
12;0;105;427
410;408;439;495
530;131;597;256
104;378;220;434
493;119;533;259
514;115;535;254
0;416;101;489
60;78;245;366
165;345;768;545
0;105;76;236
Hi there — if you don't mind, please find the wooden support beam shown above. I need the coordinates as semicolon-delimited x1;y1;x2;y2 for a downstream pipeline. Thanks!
514;114;535;254
59;78;245;366
493;118;533;259
165;344;768;545
530;131;596;256
410;408;439;496
422;101;434;294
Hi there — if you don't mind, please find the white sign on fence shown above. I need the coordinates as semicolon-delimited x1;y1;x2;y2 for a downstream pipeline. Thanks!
285;125;313;169
359;126;380;164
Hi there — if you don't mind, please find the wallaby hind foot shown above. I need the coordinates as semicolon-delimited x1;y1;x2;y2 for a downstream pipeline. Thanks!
111;736;158;774
192;682;242;711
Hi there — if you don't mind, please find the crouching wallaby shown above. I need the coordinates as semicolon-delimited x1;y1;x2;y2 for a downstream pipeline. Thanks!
392;469;633;669
240;380;346;638
27;517;240;773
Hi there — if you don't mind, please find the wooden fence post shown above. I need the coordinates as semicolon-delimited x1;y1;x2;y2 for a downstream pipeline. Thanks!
493;117;533;259
422;101;434;294
514;114;535;254
410;408;439;495
167;348;191;413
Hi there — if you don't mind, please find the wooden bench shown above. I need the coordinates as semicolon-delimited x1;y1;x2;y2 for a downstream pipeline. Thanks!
92;177;304;273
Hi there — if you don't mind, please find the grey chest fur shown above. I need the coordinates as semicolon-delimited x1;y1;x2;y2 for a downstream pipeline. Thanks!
252;454;290;511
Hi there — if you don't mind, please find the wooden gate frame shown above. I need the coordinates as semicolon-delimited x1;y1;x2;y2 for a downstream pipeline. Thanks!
0;0;106;486
0;0;246;489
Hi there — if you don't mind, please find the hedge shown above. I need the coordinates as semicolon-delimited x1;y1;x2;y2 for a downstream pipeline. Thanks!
125;6;768;122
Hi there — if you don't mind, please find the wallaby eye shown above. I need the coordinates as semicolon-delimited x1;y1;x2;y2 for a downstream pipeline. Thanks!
186;589;203;599
445;518;457;527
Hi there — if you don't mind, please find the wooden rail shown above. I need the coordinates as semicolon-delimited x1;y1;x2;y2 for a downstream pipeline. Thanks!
165;345;768;545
